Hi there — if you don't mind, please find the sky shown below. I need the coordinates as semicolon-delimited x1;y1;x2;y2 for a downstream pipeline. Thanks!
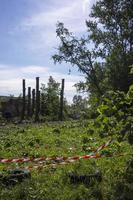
0;0;95;103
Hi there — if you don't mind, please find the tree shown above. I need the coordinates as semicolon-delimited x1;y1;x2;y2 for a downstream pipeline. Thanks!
53;22;104;97
53;0;133;98
68;95;89;119
40;76;60;120
86;0;133;92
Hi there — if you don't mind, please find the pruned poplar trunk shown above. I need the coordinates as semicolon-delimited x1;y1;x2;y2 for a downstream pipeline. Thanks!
38;90;40;114
27;87;31;118
59;79;65;121
32;89;35;116
35;77;40;122
21;79;26;120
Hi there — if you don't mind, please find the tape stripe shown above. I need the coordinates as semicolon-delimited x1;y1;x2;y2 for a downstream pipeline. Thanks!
0;139;114;164
5;153;128;171
91;139;114;155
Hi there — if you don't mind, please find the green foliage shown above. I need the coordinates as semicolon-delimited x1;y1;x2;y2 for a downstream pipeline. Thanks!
53;22;104;96
87;0;133;92
68;95;89;120
112;159;133;200
40;76;60;121
53;0;133;98
91;84;133;144
1;1;133;198
0;121;133;199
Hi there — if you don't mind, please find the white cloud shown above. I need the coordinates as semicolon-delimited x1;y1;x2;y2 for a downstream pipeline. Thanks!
0;64;85;103
0;64;48;80
82;0;96;14
20;66;48;74
12;0;93;54
1;1;94;102
82;0;89;13
21;1;86;31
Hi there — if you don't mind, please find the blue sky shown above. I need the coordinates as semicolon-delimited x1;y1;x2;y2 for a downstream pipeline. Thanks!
0;0;95;102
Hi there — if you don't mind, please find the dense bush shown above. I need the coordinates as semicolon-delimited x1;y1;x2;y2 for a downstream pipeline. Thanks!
88;84;133;145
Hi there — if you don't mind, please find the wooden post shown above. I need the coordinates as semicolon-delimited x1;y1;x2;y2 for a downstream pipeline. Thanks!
32;89;35;116
21;79;26;120
27;87;31;118
38;90;40;113
35;77;40;122
59;79;65;121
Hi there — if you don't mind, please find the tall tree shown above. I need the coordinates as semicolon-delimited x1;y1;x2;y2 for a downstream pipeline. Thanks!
40;76;60;120
53;22;104;96
71;95;89;119
53;0;133;98
86;0;133;92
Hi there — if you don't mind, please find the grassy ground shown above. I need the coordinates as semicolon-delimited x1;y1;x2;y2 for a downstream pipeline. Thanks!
0;121;133;200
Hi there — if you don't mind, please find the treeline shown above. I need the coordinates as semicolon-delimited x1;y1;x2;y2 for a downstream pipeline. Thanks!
53;0;133;102
0;76;89;122
52;0;133;143
39;76;89;121
37;76;89;121
52;1;133;196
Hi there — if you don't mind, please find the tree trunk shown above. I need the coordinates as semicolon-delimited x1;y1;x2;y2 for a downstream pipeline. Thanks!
21;79;26;120
32;89;35;116
27;87;31;118
35;77;40;122
59;79;65;121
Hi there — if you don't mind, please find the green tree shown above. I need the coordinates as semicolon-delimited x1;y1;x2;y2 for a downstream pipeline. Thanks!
53;22;104;97
40;76;60;120
86;0;133;92
68;95;89;119
53;0;133;97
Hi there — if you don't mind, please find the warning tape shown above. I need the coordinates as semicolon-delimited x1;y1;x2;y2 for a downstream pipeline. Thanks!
90;138;115;155
1;155;98;171
0;139;114;164
5;153;129;171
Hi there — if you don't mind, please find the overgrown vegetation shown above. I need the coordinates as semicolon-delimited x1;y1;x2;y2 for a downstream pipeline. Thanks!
0;121;133;200
53;0;133;100
0;0;133;199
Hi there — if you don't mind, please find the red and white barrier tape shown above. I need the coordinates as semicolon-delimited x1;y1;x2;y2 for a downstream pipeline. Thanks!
90;138;115;155
6;153;127;171
0;139;114;164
